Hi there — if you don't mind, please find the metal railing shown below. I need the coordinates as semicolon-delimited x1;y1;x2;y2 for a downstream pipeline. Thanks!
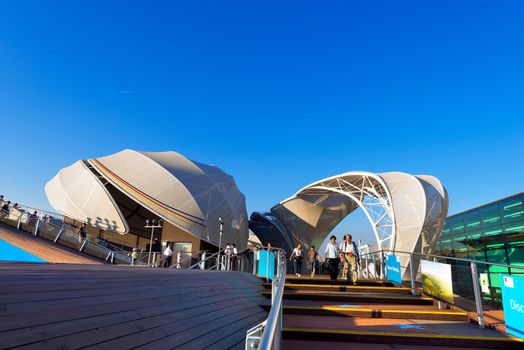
358;249;524;329
0;207;131;264
246;247;286;350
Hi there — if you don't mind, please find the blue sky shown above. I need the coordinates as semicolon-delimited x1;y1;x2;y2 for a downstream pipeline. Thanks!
1;1;523;246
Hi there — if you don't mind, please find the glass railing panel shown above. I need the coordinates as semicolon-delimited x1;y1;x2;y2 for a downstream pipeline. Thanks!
37;221;62;242
82;242;112;261
57;227;84;250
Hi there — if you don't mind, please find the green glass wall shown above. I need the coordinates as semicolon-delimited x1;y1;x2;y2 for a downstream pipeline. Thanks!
436;192;524;306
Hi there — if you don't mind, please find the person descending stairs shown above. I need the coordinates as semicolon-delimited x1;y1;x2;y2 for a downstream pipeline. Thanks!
260;275;524;349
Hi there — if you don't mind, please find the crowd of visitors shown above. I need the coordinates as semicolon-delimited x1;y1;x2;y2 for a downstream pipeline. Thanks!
267;233;360;283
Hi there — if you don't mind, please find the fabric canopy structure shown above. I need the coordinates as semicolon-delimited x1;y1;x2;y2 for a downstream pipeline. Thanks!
250;171;448;257
45;149;249;248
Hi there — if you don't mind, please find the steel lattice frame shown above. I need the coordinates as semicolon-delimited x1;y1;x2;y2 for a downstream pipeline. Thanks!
294;173;396;251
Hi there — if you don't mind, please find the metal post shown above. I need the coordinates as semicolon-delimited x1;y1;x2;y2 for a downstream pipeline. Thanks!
380;252;386;279
470;261;485;328
266;248;270;283
217;216;223;271
253;249;258;275
34;219;40;236
54;229;63;243
79;239;87;252
200;251;206;270
145;219;162;267
148;226;154;266
409;254;416;296
176;251;181;269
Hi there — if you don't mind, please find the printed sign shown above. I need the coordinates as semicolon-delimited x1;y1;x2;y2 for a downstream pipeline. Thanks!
385;255;402;284
420;260;454;304
257;250;275;281
501;275;524;339
480;273;490;294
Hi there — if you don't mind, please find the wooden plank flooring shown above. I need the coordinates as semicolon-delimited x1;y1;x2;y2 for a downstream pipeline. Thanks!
0;264;267;349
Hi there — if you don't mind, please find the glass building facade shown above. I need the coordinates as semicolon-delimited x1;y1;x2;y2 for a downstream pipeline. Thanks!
436;192;524;305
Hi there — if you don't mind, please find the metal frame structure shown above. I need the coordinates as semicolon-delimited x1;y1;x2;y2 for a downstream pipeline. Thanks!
292;173;396;250
254;171;448;261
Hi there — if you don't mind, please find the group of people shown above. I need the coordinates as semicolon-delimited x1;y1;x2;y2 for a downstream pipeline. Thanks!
1;194;41;224
288;234;360;283
0;194;19;215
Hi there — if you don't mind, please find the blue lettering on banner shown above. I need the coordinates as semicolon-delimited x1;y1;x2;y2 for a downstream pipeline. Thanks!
257;250;275;281
501;275;524;339
385;255;402;285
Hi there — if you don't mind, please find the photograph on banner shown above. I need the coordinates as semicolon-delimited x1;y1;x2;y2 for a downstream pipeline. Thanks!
420;259;454;304
480;273;490;294
501;275;524;339
385;255;402;285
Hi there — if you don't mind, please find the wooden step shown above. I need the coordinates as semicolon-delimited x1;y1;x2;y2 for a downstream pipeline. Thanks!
262;291;434;305
284;276;395;287
262;282;412;294
282;327;523;349
260;304;469;322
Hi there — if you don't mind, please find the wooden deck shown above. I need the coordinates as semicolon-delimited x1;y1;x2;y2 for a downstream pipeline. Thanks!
0;224;101;265
0;264;267;349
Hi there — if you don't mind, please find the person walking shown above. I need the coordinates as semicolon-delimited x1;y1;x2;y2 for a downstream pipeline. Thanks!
162;241;173;267
290;243;303;277
340;234;359;284
78;223;87;243
324;235;340;282
232;243;238;270
131;248;139;266
307;245;319;278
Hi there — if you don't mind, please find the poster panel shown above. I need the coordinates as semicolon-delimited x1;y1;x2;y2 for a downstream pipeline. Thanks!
420;259;454;304
385;255;402;284
258;250;275;281
501;275;524;339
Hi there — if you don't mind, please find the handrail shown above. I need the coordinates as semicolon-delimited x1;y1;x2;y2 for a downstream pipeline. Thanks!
361;249;524;271
258;248;286;349
187;250;222;269
359;248;524;330
246;247;286;350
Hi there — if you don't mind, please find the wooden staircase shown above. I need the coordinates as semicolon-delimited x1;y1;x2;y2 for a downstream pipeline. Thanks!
261;276;524;349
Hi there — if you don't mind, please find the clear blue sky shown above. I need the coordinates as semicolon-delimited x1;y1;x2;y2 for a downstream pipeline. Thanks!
1;1;523;246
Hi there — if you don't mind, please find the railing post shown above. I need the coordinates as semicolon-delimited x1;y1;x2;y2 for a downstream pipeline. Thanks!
409;254;416;296
176;251;181;269
470;261;485;328
380;252;386;279
200;251;206;270
79;239;87;252
17;217;22;230
34;219;40;236
54;229;63;243
253;249;258;275
266;249;270;283
111;252;115;264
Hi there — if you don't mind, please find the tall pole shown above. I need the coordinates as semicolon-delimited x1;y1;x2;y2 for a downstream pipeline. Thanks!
217;216;223;270
145;219;163;267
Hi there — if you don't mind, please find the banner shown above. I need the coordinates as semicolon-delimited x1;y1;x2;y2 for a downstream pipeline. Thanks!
420;260;454;304
501;275;524;339
385;255;402;284
258;250;275;281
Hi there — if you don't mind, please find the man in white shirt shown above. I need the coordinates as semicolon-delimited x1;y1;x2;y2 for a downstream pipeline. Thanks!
324;235;340;282
162;241;173;268
340;234;359;284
